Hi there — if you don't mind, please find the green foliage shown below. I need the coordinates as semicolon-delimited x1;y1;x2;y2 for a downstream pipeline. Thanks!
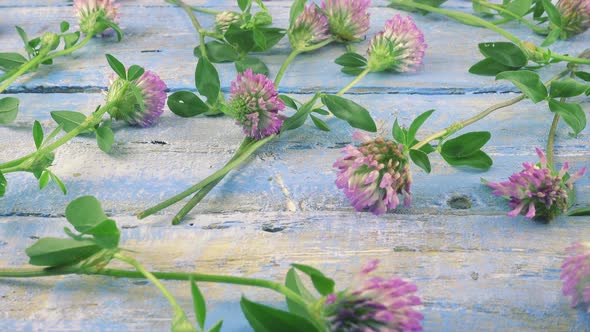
440;132;493;170
0;171;6;197
196;58;221;104
127;65;145;81
167;91;209;117
285;268;315;319
496;70;547;103
335;52;368;75
0;97;20;124
321;95;377;132
548;99;586;136
235;56;269;76
0;53;27;72
194;41;240;63
291;263;335;296
106;54;127;79
478;42;528;67
50;111;88;133
240;296;319;332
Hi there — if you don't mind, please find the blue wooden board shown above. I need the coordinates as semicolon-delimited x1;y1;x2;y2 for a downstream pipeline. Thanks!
0;0;589;331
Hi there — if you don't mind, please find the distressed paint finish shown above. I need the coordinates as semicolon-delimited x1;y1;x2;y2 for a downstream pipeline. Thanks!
0;0;589;331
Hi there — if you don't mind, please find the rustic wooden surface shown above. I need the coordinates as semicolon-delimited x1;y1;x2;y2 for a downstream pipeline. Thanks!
0;0;589;331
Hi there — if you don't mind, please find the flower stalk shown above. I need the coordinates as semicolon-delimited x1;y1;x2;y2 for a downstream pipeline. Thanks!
0;102;114;173
388;0;590;65
411;69;571;151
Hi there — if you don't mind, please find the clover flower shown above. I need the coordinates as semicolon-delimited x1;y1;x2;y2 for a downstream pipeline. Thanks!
367;15;427;72
215;11;242;34
323;260;423;332
556;0;590;38
289;3;331;49
321;0;371;42
487;148;586;221
334;133;412;215
228;69;285;140
74;0;119;35
106;70;167;127
561;242;590;309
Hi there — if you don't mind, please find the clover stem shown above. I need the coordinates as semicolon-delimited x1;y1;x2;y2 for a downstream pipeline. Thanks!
275;38;335;87
0;49;50;94
411;70;570;150
0;102;114;171
0;265;317;327
114;254;185;314
546;113;560;170
472;0;547;34
137;136;274;219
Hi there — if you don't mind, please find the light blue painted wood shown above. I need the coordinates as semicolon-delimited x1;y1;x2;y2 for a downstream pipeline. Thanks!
0;0;589;331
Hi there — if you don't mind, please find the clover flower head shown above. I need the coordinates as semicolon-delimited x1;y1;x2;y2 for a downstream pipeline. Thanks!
487;148;586;221
368;15;427;73
215;11;242;34
229;69;285;140
289;3;331;49
321;0;371;42
106;70;167;127
334;134;412;215
74;0;119;35
323;260;423;332
561;242;590;309
556;0;590;38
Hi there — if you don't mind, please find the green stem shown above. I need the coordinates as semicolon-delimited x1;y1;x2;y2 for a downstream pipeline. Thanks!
336;67;370;96
0;50;49;94
171;180;221;225
165;0;220;15
0;102;113;171
546;113;560;169
411;69;570;150
390;0;590;65
0;33;93;92
137;136;274;219
390;0;522;44
474;0;547;34
177;0;208;61
115;254;185;313
170;143;250;225
42;33;93;63
274;38;335;86
0;265;313;325
551;53;590;66
274;50;301;86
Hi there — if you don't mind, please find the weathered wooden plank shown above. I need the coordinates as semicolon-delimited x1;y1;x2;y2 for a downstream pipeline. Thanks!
0;212;589;331
0;92;588;216
0;1;587;94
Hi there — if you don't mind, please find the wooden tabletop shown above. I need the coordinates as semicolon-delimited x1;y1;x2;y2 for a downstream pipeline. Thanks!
1;0;589;331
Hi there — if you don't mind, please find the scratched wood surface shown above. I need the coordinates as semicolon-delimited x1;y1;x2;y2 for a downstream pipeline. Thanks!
0;0;589;331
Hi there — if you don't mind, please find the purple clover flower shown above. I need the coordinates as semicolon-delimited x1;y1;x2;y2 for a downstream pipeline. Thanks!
561;242;590;309
368;15;427;73
556;0;590;38
487;148;586;221
334;133;412;215
321;0;371;42
74;0;119;35
289;3;331;49
229;69;285;140
107;70;167;127
324;260;423;332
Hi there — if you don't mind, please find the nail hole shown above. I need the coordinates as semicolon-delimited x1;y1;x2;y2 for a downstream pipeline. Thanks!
447;195;472;209
262;224;285;233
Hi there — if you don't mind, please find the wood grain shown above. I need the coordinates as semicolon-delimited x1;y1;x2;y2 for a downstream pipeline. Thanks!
0;0;589;331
